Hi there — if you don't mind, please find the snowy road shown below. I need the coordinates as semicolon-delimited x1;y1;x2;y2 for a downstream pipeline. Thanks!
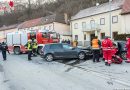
0;53;130;90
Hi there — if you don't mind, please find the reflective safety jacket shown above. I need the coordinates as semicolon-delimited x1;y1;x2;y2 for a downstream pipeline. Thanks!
73;40;78;47
126;38;130;50
26;42;32;51
32;42;37;49
92;39;100;49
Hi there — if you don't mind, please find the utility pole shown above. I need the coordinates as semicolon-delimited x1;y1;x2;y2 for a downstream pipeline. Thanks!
109;0;112;39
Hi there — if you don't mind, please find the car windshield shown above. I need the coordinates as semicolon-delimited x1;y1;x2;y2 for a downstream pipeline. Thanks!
42;32;49;38
50;32;59;39
30;32;36;39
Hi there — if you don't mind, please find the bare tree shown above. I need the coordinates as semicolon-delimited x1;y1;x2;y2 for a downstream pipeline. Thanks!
0;0;109;26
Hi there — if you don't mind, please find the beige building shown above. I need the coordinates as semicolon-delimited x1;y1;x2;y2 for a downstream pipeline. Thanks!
41;14;71;41
0;24;18;42
71;0;130;46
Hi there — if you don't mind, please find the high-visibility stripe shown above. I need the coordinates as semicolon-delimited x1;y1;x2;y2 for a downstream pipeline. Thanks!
103;49;112;50
108;60;111;64
27;43;32;51
105;60;107;62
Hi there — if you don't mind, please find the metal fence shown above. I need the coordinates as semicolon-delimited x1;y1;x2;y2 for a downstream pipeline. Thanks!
114;34;130;41
77;41;91;47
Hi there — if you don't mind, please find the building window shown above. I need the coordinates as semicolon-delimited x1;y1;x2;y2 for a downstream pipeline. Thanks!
74;23;78;29
112;16;118;23
100;18;105;25
90;20;95;29
75;35;78;40
82;22;86;29
42;32;49;38
49;25;52;30
101;33;105;39
113;32;118;39
84;34;86;40
44;26;46;30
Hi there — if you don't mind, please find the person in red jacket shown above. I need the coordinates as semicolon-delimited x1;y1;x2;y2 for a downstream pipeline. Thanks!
102;36;113;66
125;36;130;63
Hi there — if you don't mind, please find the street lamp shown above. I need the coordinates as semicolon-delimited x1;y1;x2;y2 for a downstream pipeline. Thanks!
109;0;112;39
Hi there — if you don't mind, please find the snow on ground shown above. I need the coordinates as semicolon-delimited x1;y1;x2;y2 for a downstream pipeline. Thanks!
74;60;130;85
0;53;130;90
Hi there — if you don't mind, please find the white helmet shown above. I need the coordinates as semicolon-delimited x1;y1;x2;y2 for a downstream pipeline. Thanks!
28;39;32;42
34;39;37;42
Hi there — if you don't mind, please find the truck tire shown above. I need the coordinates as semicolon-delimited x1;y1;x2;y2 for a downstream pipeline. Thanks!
14;47;21;55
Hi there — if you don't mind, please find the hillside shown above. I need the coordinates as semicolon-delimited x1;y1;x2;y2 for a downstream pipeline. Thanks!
0;0;108;27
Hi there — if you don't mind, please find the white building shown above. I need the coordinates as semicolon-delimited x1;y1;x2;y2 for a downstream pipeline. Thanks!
71;0;130;47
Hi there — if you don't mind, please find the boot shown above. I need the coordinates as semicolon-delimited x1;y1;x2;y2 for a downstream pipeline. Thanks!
105;62;108;66
108;64;111;66
105;60;108;66
125;59;130;63
3;58;6;61
28;58;32;61
107;60;111;66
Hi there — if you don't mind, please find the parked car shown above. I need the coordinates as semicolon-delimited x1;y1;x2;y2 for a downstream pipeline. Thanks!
114;41;127;60
83;41;127;60
40;43;91;62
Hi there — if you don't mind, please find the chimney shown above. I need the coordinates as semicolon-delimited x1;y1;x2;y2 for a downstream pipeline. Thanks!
64;13;69;24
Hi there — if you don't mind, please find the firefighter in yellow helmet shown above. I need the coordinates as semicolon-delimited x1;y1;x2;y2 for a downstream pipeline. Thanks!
25;39;33;60
32;39;38;56
91;36;101;62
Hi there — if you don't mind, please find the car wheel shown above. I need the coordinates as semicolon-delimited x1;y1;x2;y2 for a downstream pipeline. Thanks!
78;52;85;60
120;52;127;60
45;54;54;62
14;47;20;55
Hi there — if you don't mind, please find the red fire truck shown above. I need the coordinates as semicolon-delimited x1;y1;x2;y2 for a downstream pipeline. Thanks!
6;30;60;54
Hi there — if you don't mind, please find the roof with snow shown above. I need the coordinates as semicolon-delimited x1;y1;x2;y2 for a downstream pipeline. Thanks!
121;0;130;14
71;0;124;20
41;14;66;25
18;14;66;29
18;18;42;29
0;24;18;31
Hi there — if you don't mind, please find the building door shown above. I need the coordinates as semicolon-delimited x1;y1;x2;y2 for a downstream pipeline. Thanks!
90;34;95;41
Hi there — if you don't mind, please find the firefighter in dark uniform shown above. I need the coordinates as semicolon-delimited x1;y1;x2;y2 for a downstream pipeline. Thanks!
0;41;9;61
32;39;38;56
25;39;33;60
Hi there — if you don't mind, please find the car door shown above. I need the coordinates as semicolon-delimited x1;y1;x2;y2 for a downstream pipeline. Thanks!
50;44;64;58
62;44;77;58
